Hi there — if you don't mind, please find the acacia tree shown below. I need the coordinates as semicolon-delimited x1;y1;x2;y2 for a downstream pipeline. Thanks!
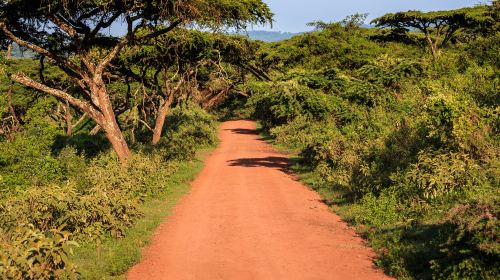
120;29;263;144
0;0;272;161
372;7;492;57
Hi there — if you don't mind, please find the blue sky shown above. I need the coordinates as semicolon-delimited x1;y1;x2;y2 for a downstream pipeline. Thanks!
108;0;487;35
257;0;487;32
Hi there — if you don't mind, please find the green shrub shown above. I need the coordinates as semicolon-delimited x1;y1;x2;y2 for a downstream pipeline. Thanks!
269;115;338;149
160;104;217;160
0;125;63;190
404;152;481;200
430;201;499;279
0;182;143;241
355;54;424;89
56;147;90;190
248;81;335;130
87;152;178;198
466;35;500;68
352;191;403;228
0;225;77;280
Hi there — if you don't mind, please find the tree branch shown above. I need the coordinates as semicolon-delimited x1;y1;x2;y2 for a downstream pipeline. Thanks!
77;9;100;22
95;38;129;75
73;112;88;129
11;72;103;122
139;119;153;132
135;20;182;42
87;11;122;41
0;22;90;82
47;14;78;38
440;24;459;48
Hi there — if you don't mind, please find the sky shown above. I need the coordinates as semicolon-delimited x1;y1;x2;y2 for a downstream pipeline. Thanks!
257;0;487;33
107;0;488;35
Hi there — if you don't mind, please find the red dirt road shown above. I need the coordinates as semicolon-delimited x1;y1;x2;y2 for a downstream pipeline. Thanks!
128;120;391;280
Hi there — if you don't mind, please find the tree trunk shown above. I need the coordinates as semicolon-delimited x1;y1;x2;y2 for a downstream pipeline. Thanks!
130;127;136;145
7;82;18;130
425;35;440;58
152;93;174;145
6;43;12;61
5;44;19;133
152;74;184;145
64;101;73;136
93;82;132;161
430;43;440;58
101;118;131;162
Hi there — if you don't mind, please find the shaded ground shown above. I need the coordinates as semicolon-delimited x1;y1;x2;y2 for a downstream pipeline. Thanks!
128;120;391;280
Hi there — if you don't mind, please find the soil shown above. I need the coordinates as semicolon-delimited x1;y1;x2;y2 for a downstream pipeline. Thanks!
128;120;392;280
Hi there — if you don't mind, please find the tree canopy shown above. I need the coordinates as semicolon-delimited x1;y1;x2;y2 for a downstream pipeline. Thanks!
0;0;272;161
117;29;263;144
372;6;494;57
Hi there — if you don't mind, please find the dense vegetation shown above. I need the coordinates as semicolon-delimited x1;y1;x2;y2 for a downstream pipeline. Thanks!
0;0;271;278
229;4;499;280
0;66;218;278
0;0;498;279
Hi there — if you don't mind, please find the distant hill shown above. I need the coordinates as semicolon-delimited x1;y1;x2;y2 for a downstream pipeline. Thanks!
236;31;302;42
236;27;375;42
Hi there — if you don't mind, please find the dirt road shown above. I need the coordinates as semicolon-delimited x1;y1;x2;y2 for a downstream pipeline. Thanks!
128;120;391;280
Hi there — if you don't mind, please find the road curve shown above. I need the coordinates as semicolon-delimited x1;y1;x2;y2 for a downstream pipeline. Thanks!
128;120;391;280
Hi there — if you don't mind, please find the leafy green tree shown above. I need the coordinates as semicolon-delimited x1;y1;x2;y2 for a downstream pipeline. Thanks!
120;29;263;144
308;13;368;32
372;7;493;57
0;0;272;161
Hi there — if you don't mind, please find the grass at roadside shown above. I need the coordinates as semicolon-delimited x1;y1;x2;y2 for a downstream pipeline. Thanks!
255;121;388;268
256;121;499;279
255;122;294;153
70;147;215;280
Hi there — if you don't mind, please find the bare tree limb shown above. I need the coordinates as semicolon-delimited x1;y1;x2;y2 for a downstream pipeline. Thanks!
139;119;154;132
11;72;103;122
135;20;182;42
0;22;91;82
95;38;129;75
87;11;122;41
47;14;78;38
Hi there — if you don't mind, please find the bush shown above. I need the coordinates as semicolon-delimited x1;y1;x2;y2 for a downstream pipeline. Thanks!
159;104;217;160
352;191;403;228
0;182;143;242
269;115;338;149
403;152;481;200
87;152;178;198
430;201;499;279
0;104;219;277
0;125;63;190
248;81;335;130
0;225;77;280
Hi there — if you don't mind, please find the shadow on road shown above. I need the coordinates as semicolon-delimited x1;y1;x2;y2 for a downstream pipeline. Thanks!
224;128;259;135
227;156;292;174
